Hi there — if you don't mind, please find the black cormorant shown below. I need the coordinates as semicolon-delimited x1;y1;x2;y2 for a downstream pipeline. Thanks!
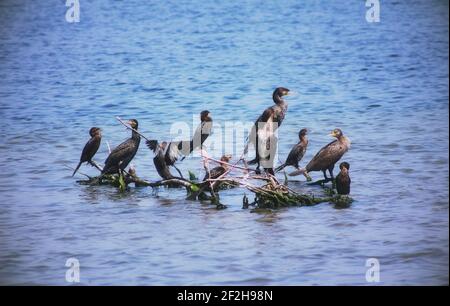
275;128;308;172
247;87;290;175
292;128;350;181
335;162;351;195
72;127;102;176
102;119;141;175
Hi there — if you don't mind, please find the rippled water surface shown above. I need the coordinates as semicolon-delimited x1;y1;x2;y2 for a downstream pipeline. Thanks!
0;0;448;285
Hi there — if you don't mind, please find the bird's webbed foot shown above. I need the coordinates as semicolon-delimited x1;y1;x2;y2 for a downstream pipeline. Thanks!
303;171;312;182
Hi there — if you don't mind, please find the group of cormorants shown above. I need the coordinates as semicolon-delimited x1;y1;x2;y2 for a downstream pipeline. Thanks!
72;87;351;195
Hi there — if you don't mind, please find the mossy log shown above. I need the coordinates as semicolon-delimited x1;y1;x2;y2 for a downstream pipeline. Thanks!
238;177;353;209
76;168;352;209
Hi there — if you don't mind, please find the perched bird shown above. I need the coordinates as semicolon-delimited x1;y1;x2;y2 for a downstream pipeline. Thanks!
247;87;290;175
188;110;213;154
275;128;308;172
151;141;175;180
203;154;232;181
291;128;350;181
102;119;141;175
335;162;351;195
146;110;212;177
72;127;102;176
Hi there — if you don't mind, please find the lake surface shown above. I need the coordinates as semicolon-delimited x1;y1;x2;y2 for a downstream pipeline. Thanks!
0;0;448;285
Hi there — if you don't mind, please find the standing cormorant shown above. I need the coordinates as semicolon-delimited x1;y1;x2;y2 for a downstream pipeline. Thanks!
72;127;102;176
203;154;232;181
247;87;290;175
292;128;350;181
146;110;212;177
187;110;213;155
275;128;308;172
102;119;141;175
335;162;351;195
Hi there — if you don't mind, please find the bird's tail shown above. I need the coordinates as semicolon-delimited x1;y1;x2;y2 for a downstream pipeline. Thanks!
72;161;82;177
275;163;286;172
289;167;306;177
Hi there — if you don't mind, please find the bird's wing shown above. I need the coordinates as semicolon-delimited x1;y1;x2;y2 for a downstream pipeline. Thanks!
104;139;134;165
146;139;159;152
165;132;207;165
80;137;100;162
257;107;275;123
246;107;275;148
306;141;335;170
285;143;304;166
203;166;226;181
165;141;183;165
200;121;212;145
307;140;346;171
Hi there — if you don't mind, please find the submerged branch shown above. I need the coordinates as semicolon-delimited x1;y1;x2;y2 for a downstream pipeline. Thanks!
74;158;352;209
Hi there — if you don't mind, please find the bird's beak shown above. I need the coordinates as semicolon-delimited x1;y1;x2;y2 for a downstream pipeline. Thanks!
127;120;134;126
329;131;336;137
285;90;298;97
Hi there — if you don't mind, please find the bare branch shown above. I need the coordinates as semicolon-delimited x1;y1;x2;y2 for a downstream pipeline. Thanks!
115;116;151;142
106;140;112;154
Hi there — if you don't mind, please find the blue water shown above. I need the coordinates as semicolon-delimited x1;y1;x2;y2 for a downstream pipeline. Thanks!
0;0;448;285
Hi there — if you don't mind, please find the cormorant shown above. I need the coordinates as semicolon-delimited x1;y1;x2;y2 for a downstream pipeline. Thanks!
292;128;350;181
247;87;290;175
275;128;308;172
335;162;351;195
203;154;232;181
150;141;175;180
72;127;102;176
146;110;212;177
188;110;213;155
102;119;141;175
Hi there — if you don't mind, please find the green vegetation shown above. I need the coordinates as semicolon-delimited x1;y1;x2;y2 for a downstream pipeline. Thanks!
76;168;353;210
